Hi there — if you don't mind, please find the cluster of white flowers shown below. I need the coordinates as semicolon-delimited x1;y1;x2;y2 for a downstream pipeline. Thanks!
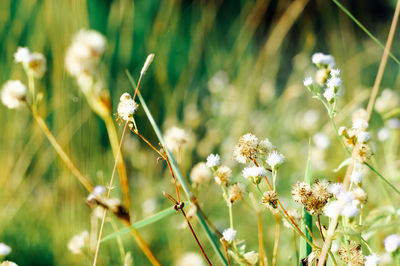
117;93;138;121
324;185;360;218
65;29;106;77
164;126;189;153
206;153;220;168
222;227;237;242
14;47;46;78
67;231;89;254
1;80;27;109
364;253;380;266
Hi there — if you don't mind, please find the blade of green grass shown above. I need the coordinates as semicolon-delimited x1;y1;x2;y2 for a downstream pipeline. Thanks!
100;204;182;244
299;143;313;264
332;0;400;65
126;70;229;266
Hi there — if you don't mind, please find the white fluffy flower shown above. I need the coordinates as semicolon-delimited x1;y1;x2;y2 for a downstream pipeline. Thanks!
206;154;220;168
177;252;205;266
328;183;344;196
93;185;106;195
0;243;11;256
324;190;359;218
313;132;330;150
14;47;30;63
352;119;368;131
330;68;340;77
365;253;380;266
323;87;335;102
259;138;275;153
241;133;259;150
190;162;212;184
384;234;400;253
68;231;89;254
266;151;285;170
65;29;106;76
1;80;27;109
117;93;138;121
378;128;390;142
164;126;188;152
303;77;313;86
242;166;267;179
356;131;370;143
312;52;335;67
326;77;342;88
222;228;237;242
351;163;365;184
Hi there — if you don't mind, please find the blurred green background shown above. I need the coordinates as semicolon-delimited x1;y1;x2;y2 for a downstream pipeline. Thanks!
1;0;399;265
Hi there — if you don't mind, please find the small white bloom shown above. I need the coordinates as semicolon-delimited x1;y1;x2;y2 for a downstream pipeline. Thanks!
93;185;106;195
350;169;364;184
357;131;370;143
341;202;359;218
303;77;313;86
258;138;275;153
323;87;335;102
365;253;380;266
177;252;205;266
242;166;267;179
384;234;400;253
164;126;188;152
330;68;340;77
190;162;212;184
327;77;342;88
244;251;259;264
117;92;138;121
222;228;237;242
312;52;335;67
241;133;259;150
324;200;343;218
1;80;27;109
26;52;47;78
352;119;369;131
0;243;11;256
14;47;30;63
378;128;390;142
68;231;89;254
266;151;285;170
206;154;220;168
337;190;355;204
313;132;330;150
328;183;344;196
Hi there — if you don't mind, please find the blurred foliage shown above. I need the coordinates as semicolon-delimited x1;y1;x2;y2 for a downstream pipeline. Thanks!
0;0;399;265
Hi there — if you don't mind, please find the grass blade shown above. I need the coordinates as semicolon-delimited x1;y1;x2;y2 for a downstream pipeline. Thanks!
126;70;229;265
99;204;181;245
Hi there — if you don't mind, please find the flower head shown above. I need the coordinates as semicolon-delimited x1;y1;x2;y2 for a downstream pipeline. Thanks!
68;231;89;254
1;80;27;109
233;133;259;163
222;228;237;242
0;243;11;256
164;127;188;152
215;165;232;186
326;76;342;88
190;162;212;184
323;87;335;102
242;166;267;184
228;183;244;204
312;52;335;68
365;253;380;266
266;151;285;170
384;234;400;253
117;93;138;121
14;47;30;63
303;77;313;86
206;154;220;168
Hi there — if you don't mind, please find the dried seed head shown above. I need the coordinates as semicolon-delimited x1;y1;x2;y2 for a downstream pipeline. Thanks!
117;92;139;121
304;194;328;215
190;162;212;184
352;187;367;204
228;183;244;204
140;53;155;76
292;182;312;205
164;126;189;153
338;241;364;266
258;138;275;154
311;179;332;202
233;133;259;163
262;190;278;209
215;165;232;186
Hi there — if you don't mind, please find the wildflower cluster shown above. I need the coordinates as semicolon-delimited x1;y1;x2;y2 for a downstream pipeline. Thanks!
304;52;342;115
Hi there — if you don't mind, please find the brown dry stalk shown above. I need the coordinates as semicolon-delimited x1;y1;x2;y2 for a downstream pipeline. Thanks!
272;214;280;266
257;212;268;266
366;0;400;121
